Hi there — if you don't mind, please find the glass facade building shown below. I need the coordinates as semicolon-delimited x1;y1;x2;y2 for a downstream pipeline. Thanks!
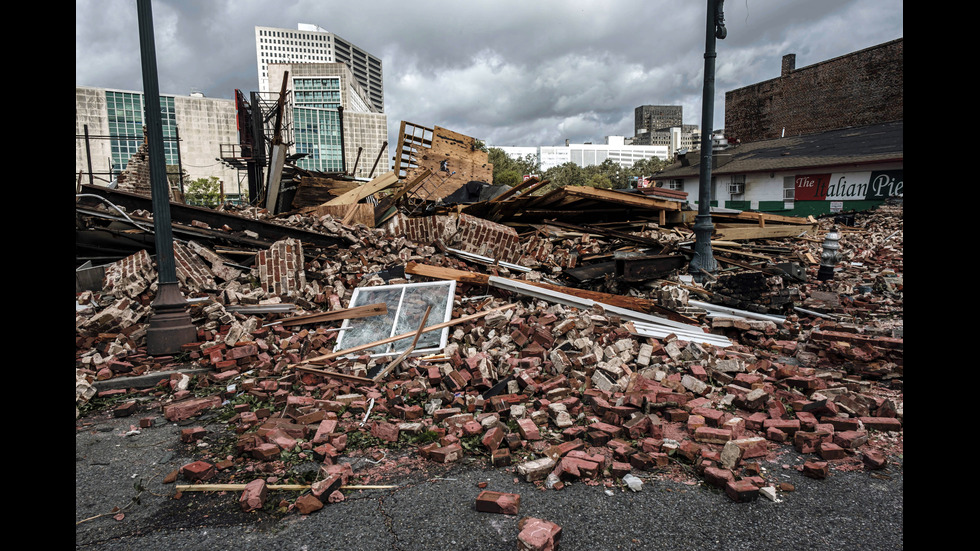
293;77;344;172
104;91;178;172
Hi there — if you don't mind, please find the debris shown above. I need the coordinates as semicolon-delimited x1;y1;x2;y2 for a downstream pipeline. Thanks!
475;490;521;515
76;161;902;517
622;473;643;492
518;517;562;551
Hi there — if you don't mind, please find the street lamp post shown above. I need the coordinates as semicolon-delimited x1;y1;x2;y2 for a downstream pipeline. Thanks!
689;0;727;282
138;0;197;355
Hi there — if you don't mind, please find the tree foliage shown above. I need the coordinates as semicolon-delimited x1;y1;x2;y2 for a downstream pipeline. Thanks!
535;156;670;194
486;147;670;193
185;176;222;207
488;148;541;187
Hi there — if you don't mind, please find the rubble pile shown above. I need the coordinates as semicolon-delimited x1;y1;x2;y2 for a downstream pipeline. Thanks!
76;194;902;518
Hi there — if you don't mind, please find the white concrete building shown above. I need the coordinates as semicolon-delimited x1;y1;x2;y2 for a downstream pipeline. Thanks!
255;24;384;112
496;137;669;172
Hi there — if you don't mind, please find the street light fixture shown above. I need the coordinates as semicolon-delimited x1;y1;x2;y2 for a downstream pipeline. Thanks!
137;0;197;355
689;0;727;282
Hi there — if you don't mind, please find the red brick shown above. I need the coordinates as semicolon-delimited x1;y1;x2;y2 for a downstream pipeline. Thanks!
371;421;400;442
703;466;734;488
802;461;830;479
694;426;732;444
858;417;902;432
180;427;207;443
475;491;520;515
251;443;280;460
180;461;215;482
239;479;267;512
833;430;869;449
516;418;542;441
163;396;222;422
725;479;760;502
862;450;888;470
294;494;323;515
817;442;848;460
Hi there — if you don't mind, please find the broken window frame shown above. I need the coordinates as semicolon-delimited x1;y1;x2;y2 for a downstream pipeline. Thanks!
333;280;457;358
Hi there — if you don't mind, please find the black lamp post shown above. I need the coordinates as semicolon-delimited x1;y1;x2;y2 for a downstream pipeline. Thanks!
138;0;197;355
689;0;727;281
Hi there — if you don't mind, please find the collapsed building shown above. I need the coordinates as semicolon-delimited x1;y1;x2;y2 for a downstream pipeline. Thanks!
76;119;902;522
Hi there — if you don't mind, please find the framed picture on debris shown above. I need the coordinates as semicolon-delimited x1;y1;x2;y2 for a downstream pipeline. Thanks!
334;280;456;357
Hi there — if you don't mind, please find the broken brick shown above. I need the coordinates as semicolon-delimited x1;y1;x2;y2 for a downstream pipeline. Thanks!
475;490;520;515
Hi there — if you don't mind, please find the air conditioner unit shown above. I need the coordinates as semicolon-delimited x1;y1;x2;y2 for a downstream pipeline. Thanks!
728;182;744;195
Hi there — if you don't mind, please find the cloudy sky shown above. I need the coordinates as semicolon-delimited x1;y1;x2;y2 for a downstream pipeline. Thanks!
76;0;903;148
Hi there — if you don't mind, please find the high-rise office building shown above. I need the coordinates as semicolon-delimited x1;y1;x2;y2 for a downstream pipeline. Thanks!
632;105;699;156
265;63;387;178
255;24;384;113
634;105;683;139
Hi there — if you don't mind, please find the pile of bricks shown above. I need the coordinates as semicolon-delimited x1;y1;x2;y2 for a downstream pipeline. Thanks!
75;201;902;529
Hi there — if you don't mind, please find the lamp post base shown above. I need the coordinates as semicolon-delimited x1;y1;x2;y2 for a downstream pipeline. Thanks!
145;282;197;356
689;214;718;283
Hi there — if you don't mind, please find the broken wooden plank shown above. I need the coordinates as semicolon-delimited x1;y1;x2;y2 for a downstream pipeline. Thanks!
712;223;817;241
372;305;432;382
405;261;491;285
323;171;399;206
544;220;666;249
711;210;814;225
405;262;698;325
291;303;517;366
293;365;377;384
561;186;683;211
275;303;388;327
487;176;539;203
313;203;375;227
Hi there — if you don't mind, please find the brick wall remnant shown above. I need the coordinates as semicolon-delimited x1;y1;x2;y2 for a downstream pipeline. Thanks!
255;238;307;297
384;213;522;264
725;38;903;143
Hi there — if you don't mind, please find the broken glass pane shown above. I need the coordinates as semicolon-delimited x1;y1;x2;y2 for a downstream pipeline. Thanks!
335;280;456;357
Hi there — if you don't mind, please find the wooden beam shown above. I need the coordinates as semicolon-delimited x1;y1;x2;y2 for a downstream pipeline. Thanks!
711;211;813;225
405;261;490;285
323;171;399;206
275;303;388;327
293;366;375;383
561;186;683;211
487;177;539;203
372;305;432;382
712;223;817;241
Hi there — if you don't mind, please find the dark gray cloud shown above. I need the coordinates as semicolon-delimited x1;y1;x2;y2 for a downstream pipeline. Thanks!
76;0;903;147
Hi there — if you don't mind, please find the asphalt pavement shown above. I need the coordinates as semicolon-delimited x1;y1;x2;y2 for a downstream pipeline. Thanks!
76;405;902;551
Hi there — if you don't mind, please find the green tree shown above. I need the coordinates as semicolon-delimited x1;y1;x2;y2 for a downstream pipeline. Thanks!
185;176;222;207
488;148;541;187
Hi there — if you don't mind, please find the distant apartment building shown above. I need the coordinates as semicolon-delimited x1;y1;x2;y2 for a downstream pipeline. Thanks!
75;86;240;195
497;136;669;172
255;24;384;112
265;63;387;179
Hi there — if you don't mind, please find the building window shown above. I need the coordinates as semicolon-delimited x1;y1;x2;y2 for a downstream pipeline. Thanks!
783;176;795;208
665;179;683;190
728;174;745;196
